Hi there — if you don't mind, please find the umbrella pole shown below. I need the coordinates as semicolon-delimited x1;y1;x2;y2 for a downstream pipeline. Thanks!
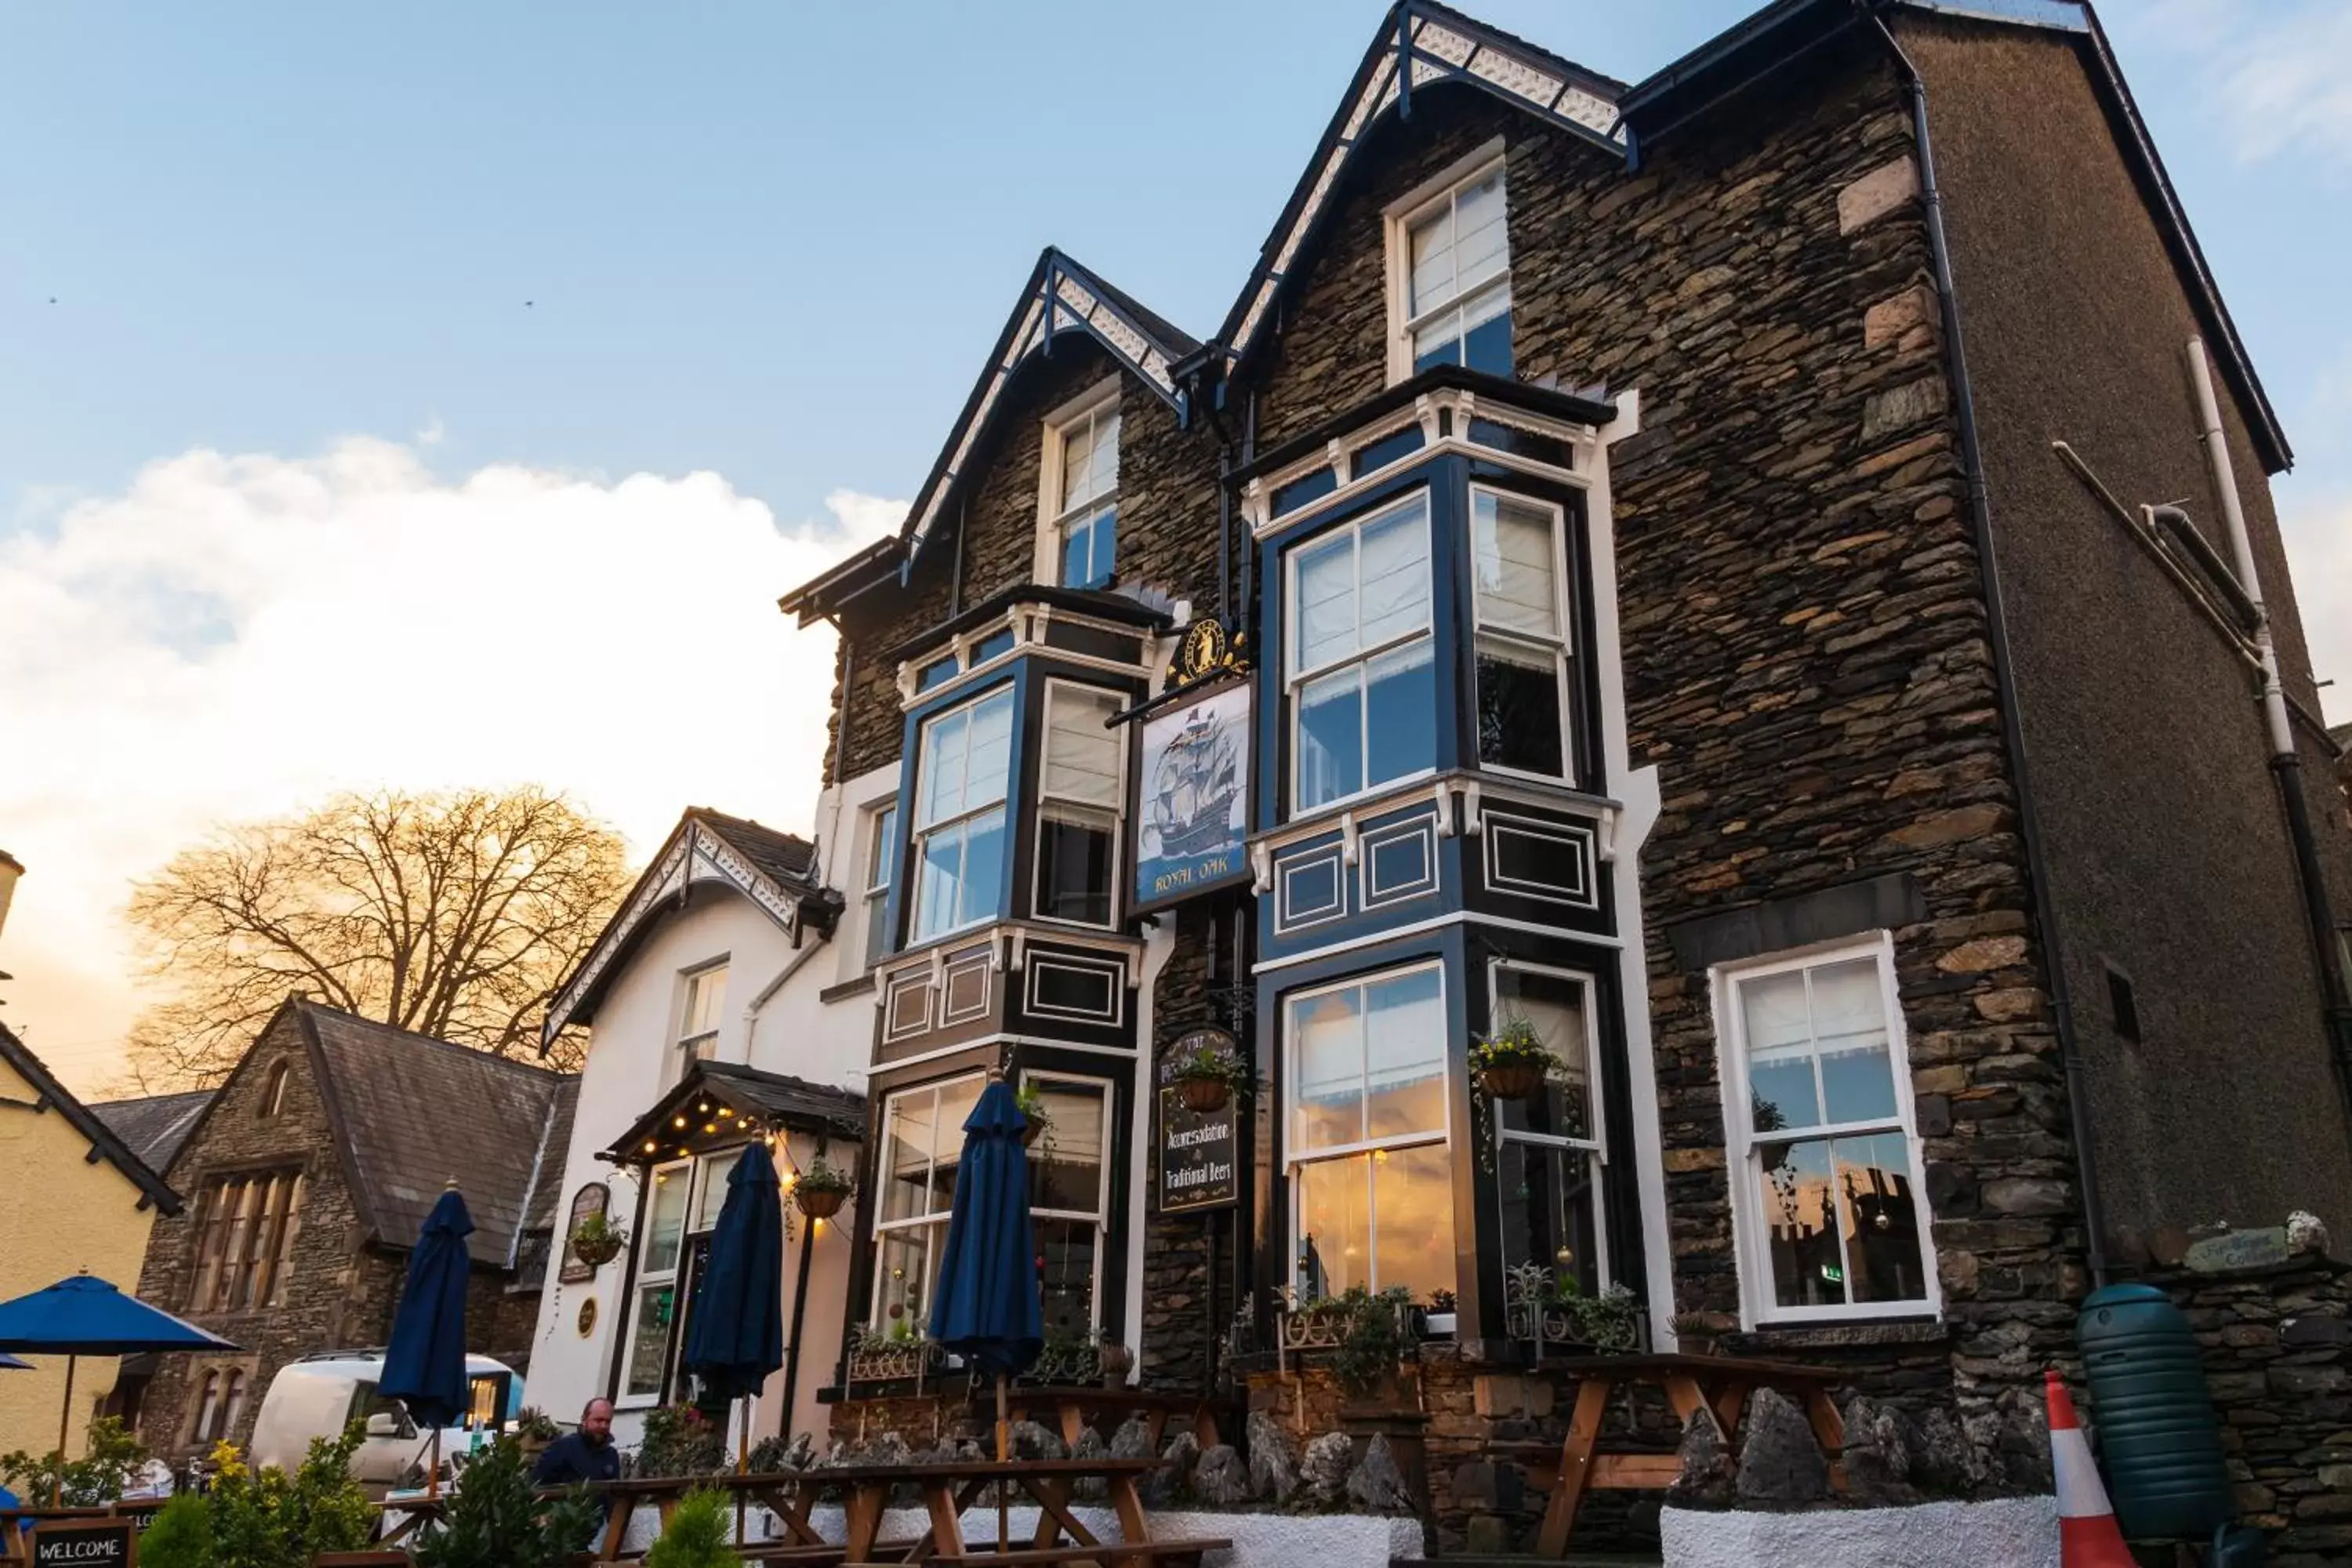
736;1396;750;1542
426;1425;441;1501
54;1355;74;1507
995;1373;1009;1553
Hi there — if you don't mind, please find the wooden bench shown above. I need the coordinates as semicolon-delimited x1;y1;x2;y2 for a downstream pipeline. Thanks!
906;1542;1229;1568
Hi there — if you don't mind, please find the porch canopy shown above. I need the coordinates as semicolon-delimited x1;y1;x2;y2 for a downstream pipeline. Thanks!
599;1059;866;1167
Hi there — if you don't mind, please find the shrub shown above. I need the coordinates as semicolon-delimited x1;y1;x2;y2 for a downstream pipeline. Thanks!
137;1493;216;1568
206;1424;374;1568
644;1488;735;1568
633;1404;724;1478
0;1415;148;1504
413;1436;599;1568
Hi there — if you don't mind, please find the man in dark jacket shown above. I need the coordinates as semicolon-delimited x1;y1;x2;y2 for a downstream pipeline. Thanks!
532;1397;622;1490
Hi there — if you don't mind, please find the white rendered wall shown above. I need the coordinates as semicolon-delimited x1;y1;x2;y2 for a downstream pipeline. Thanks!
1659;1499;2058;1568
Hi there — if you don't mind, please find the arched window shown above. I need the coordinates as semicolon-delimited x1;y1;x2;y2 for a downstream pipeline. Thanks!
218;1370;249;1439
259;1062;289;1119
192;1371;220;1443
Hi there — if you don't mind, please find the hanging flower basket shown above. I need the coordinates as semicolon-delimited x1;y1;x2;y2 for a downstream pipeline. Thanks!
1475;1062;1549;1102
1175;1076;1232;1114
568;1216;628;1268
793;1156;854;1220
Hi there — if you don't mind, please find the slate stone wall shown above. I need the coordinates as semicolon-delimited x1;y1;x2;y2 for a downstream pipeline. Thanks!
1232;45;2073;1443
132;1009;545;1459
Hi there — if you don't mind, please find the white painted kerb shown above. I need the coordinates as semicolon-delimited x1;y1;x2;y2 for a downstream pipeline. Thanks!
1661;1497;2058;1568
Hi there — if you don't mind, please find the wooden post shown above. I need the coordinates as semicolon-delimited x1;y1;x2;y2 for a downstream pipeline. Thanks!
53;1356;75;1507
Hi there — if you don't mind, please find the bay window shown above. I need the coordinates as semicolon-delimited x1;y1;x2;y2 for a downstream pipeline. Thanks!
1286;963;1454;1303
1023;1073;1112;1336
187;1171;303;1312
1491;960;1607;1294
911;688;1014;943
1034;683;1124;927
1719;936;1936;1323
873;1075;985;1335
1393;155;1512;379
1288;495;1436;811
1472;487;1573;781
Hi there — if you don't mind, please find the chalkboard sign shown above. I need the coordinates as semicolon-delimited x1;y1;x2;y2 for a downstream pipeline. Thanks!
1156;1087;1240;1214
34;1519;135;1568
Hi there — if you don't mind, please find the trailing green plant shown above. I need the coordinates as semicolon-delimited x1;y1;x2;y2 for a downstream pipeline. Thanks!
0;1414;148;1504
205;1424;375;1568
633;1403;725;1478
568;1210;629;1265
644;1487;735;1568
1167;1043;1254;1099
136;1491;215;1568
1014;1081;1052;1129
413;1435;600;1568
1552;1279;1642;1350
1313;1285;1417;1399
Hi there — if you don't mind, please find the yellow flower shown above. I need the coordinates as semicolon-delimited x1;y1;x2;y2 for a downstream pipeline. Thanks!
209;1439;246;1479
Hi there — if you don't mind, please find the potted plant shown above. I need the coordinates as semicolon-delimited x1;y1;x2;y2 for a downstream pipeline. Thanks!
1670;1311;1719;1359
1167;1042;1251;1113
1470;1014;1560;1102
513;1406;561;1460
793;1156;854;1219
1014;1081;1052;1149
1098;1340;1135;1388
1425;1288;1458;1337
568;1210;629;1269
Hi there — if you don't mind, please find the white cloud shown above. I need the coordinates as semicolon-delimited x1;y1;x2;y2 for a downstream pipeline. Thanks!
2114;0;2352;167
0;438;902;1091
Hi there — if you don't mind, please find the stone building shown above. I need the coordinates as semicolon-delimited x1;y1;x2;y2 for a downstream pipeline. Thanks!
539;0;2352;1553
125;999;575;1461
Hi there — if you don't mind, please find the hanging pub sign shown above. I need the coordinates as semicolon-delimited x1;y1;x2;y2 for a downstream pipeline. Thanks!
1133;633;1251;913
32;1521;136;1568
1156;1029;1241;1214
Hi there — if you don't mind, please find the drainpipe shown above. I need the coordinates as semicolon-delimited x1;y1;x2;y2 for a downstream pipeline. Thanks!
1864;4;2109;1284
2184;338;2352;1098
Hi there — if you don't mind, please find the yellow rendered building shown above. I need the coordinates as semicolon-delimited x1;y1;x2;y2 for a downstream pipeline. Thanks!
0;1023;185;1461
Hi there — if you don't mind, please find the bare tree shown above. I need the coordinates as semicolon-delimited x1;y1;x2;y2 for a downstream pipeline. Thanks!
125;788;630;1086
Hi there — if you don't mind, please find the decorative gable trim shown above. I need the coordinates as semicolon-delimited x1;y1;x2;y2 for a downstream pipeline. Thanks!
1213;0;1624;379
901;250;1195;563
540;813;821;1047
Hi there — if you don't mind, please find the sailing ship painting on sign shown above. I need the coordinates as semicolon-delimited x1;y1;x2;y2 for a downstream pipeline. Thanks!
1134;681;1250;910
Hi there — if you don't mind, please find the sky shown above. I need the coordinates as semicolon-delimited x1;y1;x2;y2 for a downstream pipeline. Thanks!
2;0;2348;1094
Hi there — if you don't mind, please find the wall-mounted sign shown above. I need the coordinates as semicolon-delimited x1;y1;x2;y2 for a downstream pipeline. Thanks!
561;1182;609;1284
576;1296;598;1337
33;1521;135;1568
1157;1032;1242;1214
2183;1227;2292;1276
1134;680;1250;913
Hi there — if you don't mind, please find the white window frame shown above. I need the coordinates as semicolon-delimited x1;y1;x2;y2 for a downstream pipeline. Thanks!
1468;484;1576;785
619;1160;692;1406
1284;489;1438;815
909;685;1015;944
860;800;898;969
1036;378;1122;590
1487;957;1612;1290
1031;679;1127;931
1283;959;1453;1296
1020;1069;1115;1334
1712;931;1941;1328
869;1073;988;1330
670;960;728;1085
1383;138;1512;386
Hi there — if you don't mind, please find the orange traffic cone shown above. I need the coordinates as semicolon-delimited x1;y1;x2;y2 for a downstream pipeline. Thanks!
2048;1368;2136;1567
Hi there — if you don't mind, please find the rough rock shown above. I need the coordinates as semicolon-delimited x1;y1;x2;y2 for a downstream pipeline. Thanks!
1145;1432;1199;1506
1069;1425;1109;1502
1345;1434;1414;1513
1193;1443;1252;1506
1246;1409;1301;1505
1664;1406;1736;1509
1735;1388;1828;1507
867;1431;911;1466
1910;1407;1983;1497
2290;1209;2331;1254
1994;1386;2053;1492
1841;1396;1919;1507
1301;1431;1355;1508
1108;1416;1155;1461
1008;1420;1065;1461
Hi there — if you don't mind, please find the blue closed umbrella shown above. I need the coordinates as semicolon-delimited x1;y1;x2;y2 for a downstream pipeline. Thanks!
928;1077;1041;1471
683;1140;786;1404
0;1273;237;1503
378;1185;474;1497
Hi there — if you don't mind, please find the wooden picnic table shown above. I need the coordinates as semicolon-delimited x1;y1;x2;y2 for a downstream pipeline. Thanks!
369;1494;447;1545
984;1388;1240;1454
1501;1352;1847;1559
579;1457;1224;1568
